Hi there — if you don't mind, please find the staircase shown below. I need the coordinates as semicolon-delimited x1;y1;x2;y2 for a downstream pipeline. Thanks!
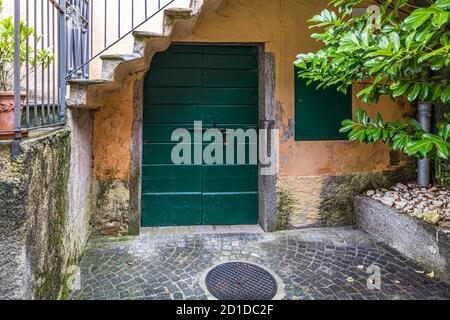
66;0;224;110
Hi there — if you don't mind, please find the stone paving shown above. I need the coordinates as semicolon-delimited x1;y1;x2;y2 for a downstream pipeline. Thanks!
70;226;450;300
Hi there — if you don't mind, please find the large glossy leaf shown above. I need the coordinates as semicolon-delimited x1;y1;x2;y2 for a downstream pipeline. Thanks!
404;9;432;29
392;82;410;97
405;139;434;157
407;83;421;102
432;12;449;28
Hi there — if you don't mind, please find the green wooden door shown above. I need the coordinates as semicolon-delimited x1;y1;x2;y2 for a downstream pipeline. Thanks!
142;44;259;227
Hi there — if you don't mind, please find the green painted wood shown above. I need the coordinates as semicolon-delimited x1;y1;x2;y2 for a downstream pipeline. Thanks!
145;88;258;105
294;66;352;141
165;45;203;53
203;165;258;192
143;124;256;143
203;46;257;55
202;193;258;225
204;54;258;69
142;44;258;227
143;143;257;165
143;143;196;164
203;88;258;105
143;105;257;124
145;87;203;104
204;69;258;88
150;53;203;69
145;68;203;87
142;165;201;193
141;193;202;226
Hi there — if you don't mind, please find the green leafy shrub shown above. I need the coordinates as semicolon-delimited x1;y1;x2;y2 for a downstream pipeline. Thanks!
295;0;450;168
295;0;450;105
340;109;449;160
435;158;450;187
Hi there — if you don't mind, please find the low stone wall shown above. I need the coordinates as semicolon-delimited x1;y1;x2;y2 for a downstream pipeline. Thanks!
0;126;92;299
276;164;415;229
355;196;450;281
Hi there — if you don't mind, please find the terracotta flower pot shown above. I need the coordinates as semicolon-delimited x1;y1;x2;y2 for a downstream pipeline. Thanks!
0;91;25;132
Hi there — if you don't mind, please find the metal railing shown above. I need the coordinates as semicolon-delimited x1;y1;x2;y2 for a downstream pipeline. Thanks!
6;0;66;157
66;0;176;80
66;0;90;79
7;0;179;158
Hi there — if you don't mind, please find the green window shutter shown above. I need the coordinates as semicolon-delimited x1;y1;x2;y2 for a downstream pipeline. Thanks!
294;66;352;141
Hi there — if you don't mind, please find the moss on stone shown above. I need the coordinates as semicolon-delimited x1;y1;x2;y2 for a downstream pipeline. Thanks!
434;159;450;188
276;188;294;231
166;11;192;21
93;179;130;236
0;130;84;300
31;131;71;300
319;163;416;226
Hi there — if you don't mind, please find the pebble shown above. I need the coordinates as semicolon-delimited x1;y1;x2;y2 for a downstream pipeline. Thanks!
381;198;395;207
366;190;375;197
365;184;449;228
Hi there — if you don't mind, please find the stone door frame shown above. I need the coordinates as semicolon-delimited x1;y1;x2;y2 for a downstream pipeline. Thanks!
129;42;277;235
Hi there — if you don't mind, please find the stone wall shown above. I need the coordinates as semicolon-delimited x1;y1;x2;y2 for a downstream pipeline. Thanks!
356;196;450;281
0;125;92;299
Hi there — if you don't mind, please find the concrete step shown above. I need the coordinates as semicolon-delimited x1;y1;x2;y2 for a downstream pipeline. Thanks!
66;1;208;110
100;53;142;80
163;7;194;35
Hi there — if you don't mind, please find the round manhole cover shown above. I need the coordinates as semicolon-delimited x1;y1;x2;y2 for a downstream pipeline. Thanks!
205;262;278;300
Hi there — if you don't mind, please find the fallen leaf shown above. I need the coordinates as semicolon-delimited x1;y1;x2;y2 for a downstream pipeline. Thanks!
125;261;135;267
426;271;435;278
346;277;354;283
394;280;401;284
356;265;365;270
414;269;425;274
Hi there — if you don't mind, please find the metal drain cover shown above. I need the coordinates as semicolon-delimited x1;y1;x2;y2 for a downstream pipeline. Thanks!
205;262;278;300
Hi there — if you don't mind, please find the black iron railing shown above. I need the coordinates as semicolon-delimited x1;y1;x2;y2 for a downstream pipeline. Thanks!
65;0;90;80
65;0;176;80
5;0;66;157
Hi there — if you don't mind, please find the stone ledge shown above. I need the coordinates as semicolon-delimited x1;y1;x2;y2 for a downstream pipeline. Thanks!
355;196;450;282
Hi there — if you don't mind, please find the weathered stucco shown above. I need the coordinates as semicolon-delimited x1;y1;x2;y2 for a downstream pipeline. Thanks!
178;0;412;176
92;179;131;236
277;163;416;229
65;109;95;263
85;0;414;234
0;128;91;299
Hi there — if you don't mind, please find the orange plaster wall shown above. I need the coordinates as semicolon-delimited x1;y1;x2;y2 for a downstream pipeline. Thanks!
92;0;412;181
175;0;412;177
93;81;135;180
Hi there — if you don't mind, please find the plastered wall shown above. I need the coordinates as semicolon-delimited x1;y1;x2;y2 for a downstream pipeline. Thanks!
91;0;414;233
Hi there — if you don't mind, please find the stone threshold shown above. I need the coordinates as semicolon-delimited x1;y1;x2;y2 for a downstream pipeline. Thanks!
140;225;265;237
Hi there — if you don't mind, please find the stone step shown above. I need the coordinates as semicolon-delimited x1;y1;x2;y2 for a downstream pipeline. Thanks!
100;53;142;80
67;1;207;110
132;31;165;55
163;7;194;35
66;79;108;109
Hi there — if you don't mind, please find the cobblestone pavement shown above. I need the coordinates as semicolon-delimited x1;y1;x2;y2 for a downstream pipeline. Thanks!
70;227;450;300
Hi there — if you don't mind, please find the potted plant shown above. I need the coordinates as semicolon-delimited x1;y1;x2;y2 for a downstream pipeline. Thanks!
295;0;450;187
0;0;53;138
